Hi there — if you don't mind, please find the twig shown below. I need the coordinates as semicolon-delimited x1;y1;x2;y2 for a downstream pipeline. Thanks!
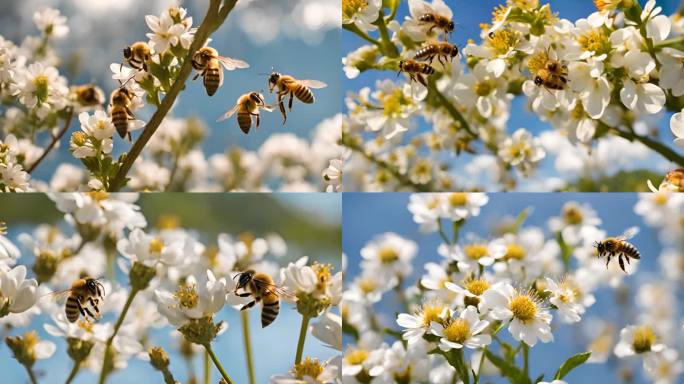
343;24;382;47
240;311;256;384
64;360;81;384
204;343;234;384
294;314;311;365
427;79;475;137
98;288;140;384
108;0;236;191
27;107;74;174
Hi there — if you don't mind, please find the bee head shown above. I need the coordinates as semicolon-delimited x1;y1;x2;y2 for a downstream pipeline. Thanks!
450;46;459;58
593;241;603;255
123;46;132;59
547;62;558;72
534;76;544;86
269;72;280;85
447;21;455;31
236;270;255;289
249;92;263;104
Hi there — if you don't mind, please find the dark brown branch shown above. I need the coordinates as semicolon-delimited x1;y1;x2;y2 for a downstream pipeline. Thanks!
27;107;74;174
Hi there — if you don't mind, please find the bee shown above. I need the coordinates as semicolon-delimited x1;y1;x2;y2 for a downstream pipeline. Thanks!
233;270;294;328
123;42;152;72
217;92;274;134
49;278;105;323
267;71;327;125
71;84;105;108
191;47;249;97
594;227;641;273
398;59;435;87
418;13;455;40
414;41;459;66
109;85;138;140
534;58;568;91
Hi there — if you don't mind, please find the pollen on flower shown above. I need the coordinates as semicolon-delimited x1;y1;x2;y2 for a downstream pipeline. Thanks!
88;191;109;202
420;303;445;326
358;277;377;293
291;357;324;379
448;192;468;206
475;80;494;96
527;51;549;74
149;237;164;254
509;291;539;321
77;319;94;333
652;193;668;206
487;29;520;55
507;0;539;10
563;204;584;225
578;29;610;56
378;246;400;263
71;131;87;146
380;89;410;117
593;0;620;12
312;262;332;291
394;365;413;383
632;325;656;353
505;243;526;260
443;318;471;344
463;277;491;296
33;75;49;102
342;0;369;21
174;283;199;309
464;244;489;260
346;349;369;365
507;141;532;159
491;5;509;25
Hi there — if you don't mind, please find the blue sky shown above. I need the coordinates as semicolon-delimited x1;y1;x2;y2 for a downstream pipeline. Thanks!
1;193;341;384
342;192;679;384
343;0;684;188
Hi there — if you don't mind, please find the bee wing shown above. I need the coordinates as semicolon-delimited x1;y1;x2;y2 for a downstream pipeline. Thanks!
217;104;239;122
618;226;639;241
217;56;250;71
44;288;74;302
297;79;327;89
260;104;275;112
251;277;297;301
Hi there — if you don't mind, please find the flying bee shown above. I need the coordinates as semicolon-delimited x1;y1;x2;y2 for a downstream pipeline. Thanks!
414;41;459;66
233;270;295;328
594;227;641;273
398;59;435;87
109;85;138;140
533;56;568;91
191;47;249;96
49;278;105;323
123;42;152;72
267;71;327;125
217;92;274;134
71;84;105;108
418;13;455;40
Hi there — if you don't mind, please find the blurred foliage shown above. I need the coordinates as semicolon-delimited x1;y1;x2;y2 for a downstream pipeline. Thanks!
0;193;340;262
565;170;661;192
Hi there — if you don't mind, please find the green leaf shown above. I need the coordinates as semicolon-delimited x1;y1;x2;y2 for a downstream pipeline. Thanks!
534;374;544;383
484;350;530;384
553;351;591;380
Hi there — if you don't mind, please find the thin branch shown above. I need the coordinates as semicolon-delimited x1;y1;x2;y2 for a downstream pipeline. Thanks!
343;24;382;46
427;79;475;137
27;107;74;174
612;128;684;166
109;0;235;191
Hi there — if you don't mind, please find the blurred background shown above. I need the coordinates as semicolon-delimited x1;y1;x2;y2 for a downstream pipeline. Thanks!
0;0;341;183
343;0;684;191
343;193;681;384
0;192;341;383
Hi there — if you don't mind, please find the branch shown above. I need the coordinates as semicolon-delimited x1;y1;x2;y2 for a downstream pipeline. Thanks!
612;128;684;166
427;79;475;137
27;107;74;174
108;0;236;191
343;23;382;47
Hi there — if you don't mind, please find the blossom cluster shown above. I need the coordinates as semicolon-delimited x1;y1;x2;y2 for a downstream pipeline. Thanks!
342;0;684;192
342;192;684;383
1;193;342;383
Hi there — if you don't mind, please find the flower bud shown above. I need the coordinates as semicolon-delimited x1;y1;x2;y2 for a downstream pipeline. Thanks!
32;250;59;283
6;331;40;367
178;316;223;345
129;261;156;291
66;337;94;362
148;346;170;370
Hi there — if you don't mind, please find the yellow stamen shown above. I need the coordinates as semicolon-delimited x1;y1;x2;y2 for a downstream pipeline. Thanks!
345;349;369;365
488;29;521;55
448;193;468;206
291;357;324;379
463;278;491;296
632;325;656;353
464;244;489;260
421;304;445;327
378;246;399;263
174;283;199;309
342;0;369;21
443;319;471;344
563;204;584;225
505;243;526;260
509;293;538;321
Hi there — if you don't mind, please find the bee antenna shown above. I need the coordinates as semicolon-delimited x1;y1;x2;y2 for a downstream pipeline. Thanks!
119;74;136;89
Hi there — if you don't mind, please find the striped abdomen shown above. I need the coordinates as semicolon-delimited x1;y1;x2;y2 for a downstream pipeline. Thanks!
261;296;280;327
620;242;641;259
237;112;252;134
203;66;221;96
292;84;314;104
414;45;437;60
111;107;130;138
420;65;435;75
65;295;81;322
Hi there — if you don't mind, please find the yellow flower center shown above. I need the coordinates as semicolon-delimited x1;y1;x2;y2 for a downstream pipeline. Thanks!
593;0;620;12
421;304;445;327
464;244;489;260
346;349;369;365
505;243;526;260
571;103;585;120
378;246;399;263
174;283;199;309
394;365;413;383
492;5;510;25
149;237;164;254
443;319;471;344
527;51;549;74
342;0;369;21
652;193;668;205
23;331;39;349
508;0;539;10
203;245;219;268
464;278;491;296
77;319;94;332
578;29;610;55
380;89;410;117
632;325;656;353
88;191;108;201
157;215;180;230
34;75;49;102
475;80;494;96
509;294;538;321
488;29;520;55
291;357;324;379
448;193;468;206
508;141;531;159
426;197;441;210
563;205;583;225
0;221;6;235
358;278;377;294
312;262;332;291
71;131;88;146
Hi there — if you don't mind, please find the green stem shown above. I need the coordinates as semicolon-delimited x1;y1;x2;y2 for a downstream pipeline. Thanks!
474;347;487;384
373;11;399;57
655;36;684;49
456;349;470;384
204;343;234;384
612;128;684;166
343;24;382;46
98;288;140;384
65;361;81;384
108;0;236;191
427;79;475;137
24;365;38;384
294;315;311;365
27;107;74;174
437;219;452;245
241;311;256;384
522;343;530;378
204;349;210;384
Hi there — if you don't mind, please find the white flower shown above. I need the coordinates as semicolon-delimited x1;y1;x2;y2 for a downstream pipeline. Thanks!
33;8;69;39
397;302;450;344
498;129;545;174
311;311;341;350
439;192;488;222
342;0;382;33
429;306;491;351
404;0;453;41
451;61;507;119
271;356;339;384
145;10;192;53
567;60;612;119
49;193;146;236
0;265;39;316
620;78;665;115
548;201;601;246
10;62;68;119
482;284;553;346
670;109;684;148
117;228;183;268
448;236;506;272
644;348;684;384
407;193;444;233
544;277;594;323
360;233;417;280
155;270;227;327
0;227;20;267
657;48;684;97
322;158;343;192
614;324;665;357
78;110;116;141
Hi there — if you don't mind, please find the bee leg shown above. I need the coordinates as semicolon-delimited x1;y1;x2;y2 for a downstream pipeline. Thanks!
428;25;436;35
278;100;287;125
254;112;260;128
288;91;294;111
625;255;631;264
88;297;100;314
193;72;201;81
618;255;626;272
417;74;428;87
240;300;257;311
605;254;611;268
83;306;96;321
236;292;252;297
76;298;86;318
